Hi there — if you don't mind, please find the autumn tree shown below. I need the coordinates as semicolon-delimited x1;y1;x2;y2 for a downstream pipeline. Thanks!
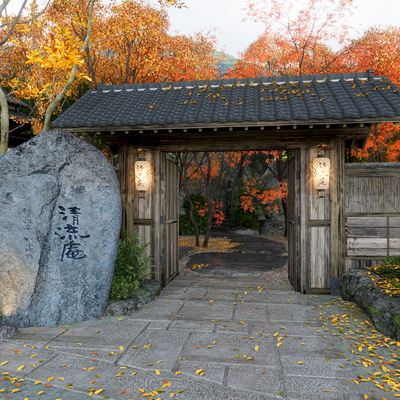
178;151;240;247
338;25;400;162
0;0;51;156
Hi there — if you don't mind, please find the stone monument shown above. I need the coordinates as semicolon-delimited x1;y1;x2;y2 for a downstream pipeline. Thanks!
0;129;121;328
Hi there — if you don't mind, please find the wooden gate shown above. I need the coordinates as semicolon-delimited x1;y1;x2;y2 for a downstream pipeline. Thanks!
162;153;179;286
288;149;300;292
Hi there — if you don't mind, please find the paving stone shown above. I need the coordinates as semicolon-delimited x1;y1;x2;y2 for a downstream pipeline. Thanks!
234;303;269;320
213;320;250;334
249;320;327;337
227;365;283;396
267;304;321;322
118;330;190;370
178;301;234;319
175;360;226;384
180;331;278;366
168;319;214;332
280;355;357;379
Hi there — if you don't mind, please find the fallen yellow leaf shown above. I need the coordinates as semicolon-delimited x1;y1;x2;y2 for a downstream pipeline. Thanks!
155;369;160;375
298;361;303;364
255;346;259;351
277;343;282;347
196;369;203;374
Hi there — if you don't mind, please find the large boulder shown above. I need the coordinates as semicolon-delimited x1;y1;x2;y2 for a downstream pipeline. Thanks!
340;269;400;340
0;129;121;328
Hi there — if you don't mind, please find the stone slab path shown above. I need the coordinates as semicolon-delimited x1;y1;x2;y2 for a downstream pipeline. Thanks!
0;274;389;400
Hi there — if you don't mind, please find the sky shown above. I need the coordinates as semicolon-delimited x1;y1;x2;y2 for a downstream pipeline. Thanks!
4;0;400;59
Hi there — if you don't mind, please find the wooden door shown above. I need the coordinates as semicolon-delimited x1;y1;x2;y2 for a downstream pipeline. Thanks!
163;153;179;286
288;150;300;292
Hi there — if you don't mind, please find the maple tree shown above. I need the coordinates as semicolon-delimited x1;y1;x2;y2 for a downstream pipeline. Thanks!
0;0;51;156
178;151;240;247
1;0;222;159
338;25;400;162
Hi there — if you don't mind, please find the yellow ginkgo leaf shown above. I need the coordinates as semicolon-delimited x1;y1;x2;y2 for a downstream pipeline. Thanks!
255;346;259;351
37;391;44;395
196;369;203;374
175;371;181;375
76;343;82;345
155;369;160;375
322;389;330;392
277;343;282;347
17;365;25;370
0;361;8;366
94;389;103;395
298;361;303;364
300;343;306;345
34;381;42;385
274;332;279;336
119;346;123;350
239;321;245;324
131;372;137;375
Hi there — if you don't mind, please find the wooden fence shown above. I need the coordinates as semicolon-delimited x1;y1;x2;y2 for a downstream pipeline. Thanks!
345;163;400;271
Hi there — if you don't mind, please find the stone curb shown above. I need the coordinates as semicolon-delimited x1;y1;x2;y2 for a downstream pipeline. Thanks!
103;278;163;317
340;268;400;341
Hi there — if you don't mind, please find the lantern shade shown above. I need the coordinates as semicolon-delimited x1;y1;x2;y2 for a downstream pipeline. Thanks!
135;161;151;190
313;157;330;190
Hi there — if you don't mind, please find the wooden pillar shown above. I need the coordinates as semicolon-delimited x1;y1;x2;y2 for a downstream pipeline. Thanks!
120;143;135;236
152;150;162;281
329;137;346;295
299;147;308;294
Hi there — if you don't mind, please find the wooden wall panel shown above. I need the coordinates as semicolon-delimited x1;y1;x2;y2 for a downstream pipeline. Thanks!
345;164;400;266
309;227;330;288
345;177;400;213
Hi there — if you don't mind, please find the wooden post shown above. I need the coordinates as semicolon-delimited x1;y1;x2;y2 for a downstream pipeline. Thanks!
153;150;162;281
120;143;135;236
330;137;346;290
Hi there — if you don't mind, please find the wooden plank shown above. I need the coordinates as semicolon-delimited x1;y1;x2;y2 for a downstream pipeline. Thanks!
347;238;388;256
307;288;330;294
134;219;153;225
347;227;387;238
308;220;331;227
347;216;387;227
346;212;400;217
309;227;330;288
345;163;400;177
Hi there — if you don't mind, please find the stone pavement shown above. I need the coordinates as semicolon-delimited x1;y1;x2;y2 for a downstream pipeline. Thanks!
0;274;391;400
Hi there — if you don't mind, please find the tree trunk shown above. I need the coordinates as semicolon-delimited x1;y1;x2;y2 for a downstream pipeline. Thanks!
282;198;288;238
0;89;9;157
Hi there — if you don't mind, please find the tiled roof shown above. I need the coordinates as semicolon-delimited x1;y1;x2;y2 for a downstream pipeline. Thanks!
52;69;400;130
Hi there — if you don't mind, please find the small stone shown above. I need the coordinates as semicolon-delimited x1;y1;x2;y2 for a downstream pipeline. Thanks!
0;129;121;328
0;324;18;341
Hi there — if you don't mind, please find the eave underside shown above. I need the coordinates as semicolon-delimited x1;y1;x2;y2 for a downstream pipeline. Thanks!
59;123;372;152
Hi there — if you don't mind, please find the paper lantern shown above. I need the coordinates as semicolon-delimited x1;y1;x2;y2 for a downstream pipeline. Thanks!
135;161;151;191
313;157;330;190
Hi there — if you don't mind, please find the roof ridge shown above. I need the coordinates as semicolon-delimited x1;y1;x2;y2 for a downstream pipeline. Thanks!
96;69;376;91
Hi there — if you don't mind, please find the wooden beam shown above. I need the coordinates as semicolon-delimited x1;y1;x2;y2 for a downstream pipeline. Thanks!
345;164;400;177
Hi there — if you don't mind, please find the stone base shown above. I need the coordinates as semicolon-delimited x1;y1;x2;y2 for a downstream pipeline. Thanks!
103;279;163;316
340;268;400;340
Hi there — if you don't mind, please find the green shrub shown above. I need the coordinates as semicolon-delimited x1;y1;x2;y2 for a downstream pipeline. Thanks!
179;194;208;235
108;230;154;301
372;255;400;282
231;206;260;231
